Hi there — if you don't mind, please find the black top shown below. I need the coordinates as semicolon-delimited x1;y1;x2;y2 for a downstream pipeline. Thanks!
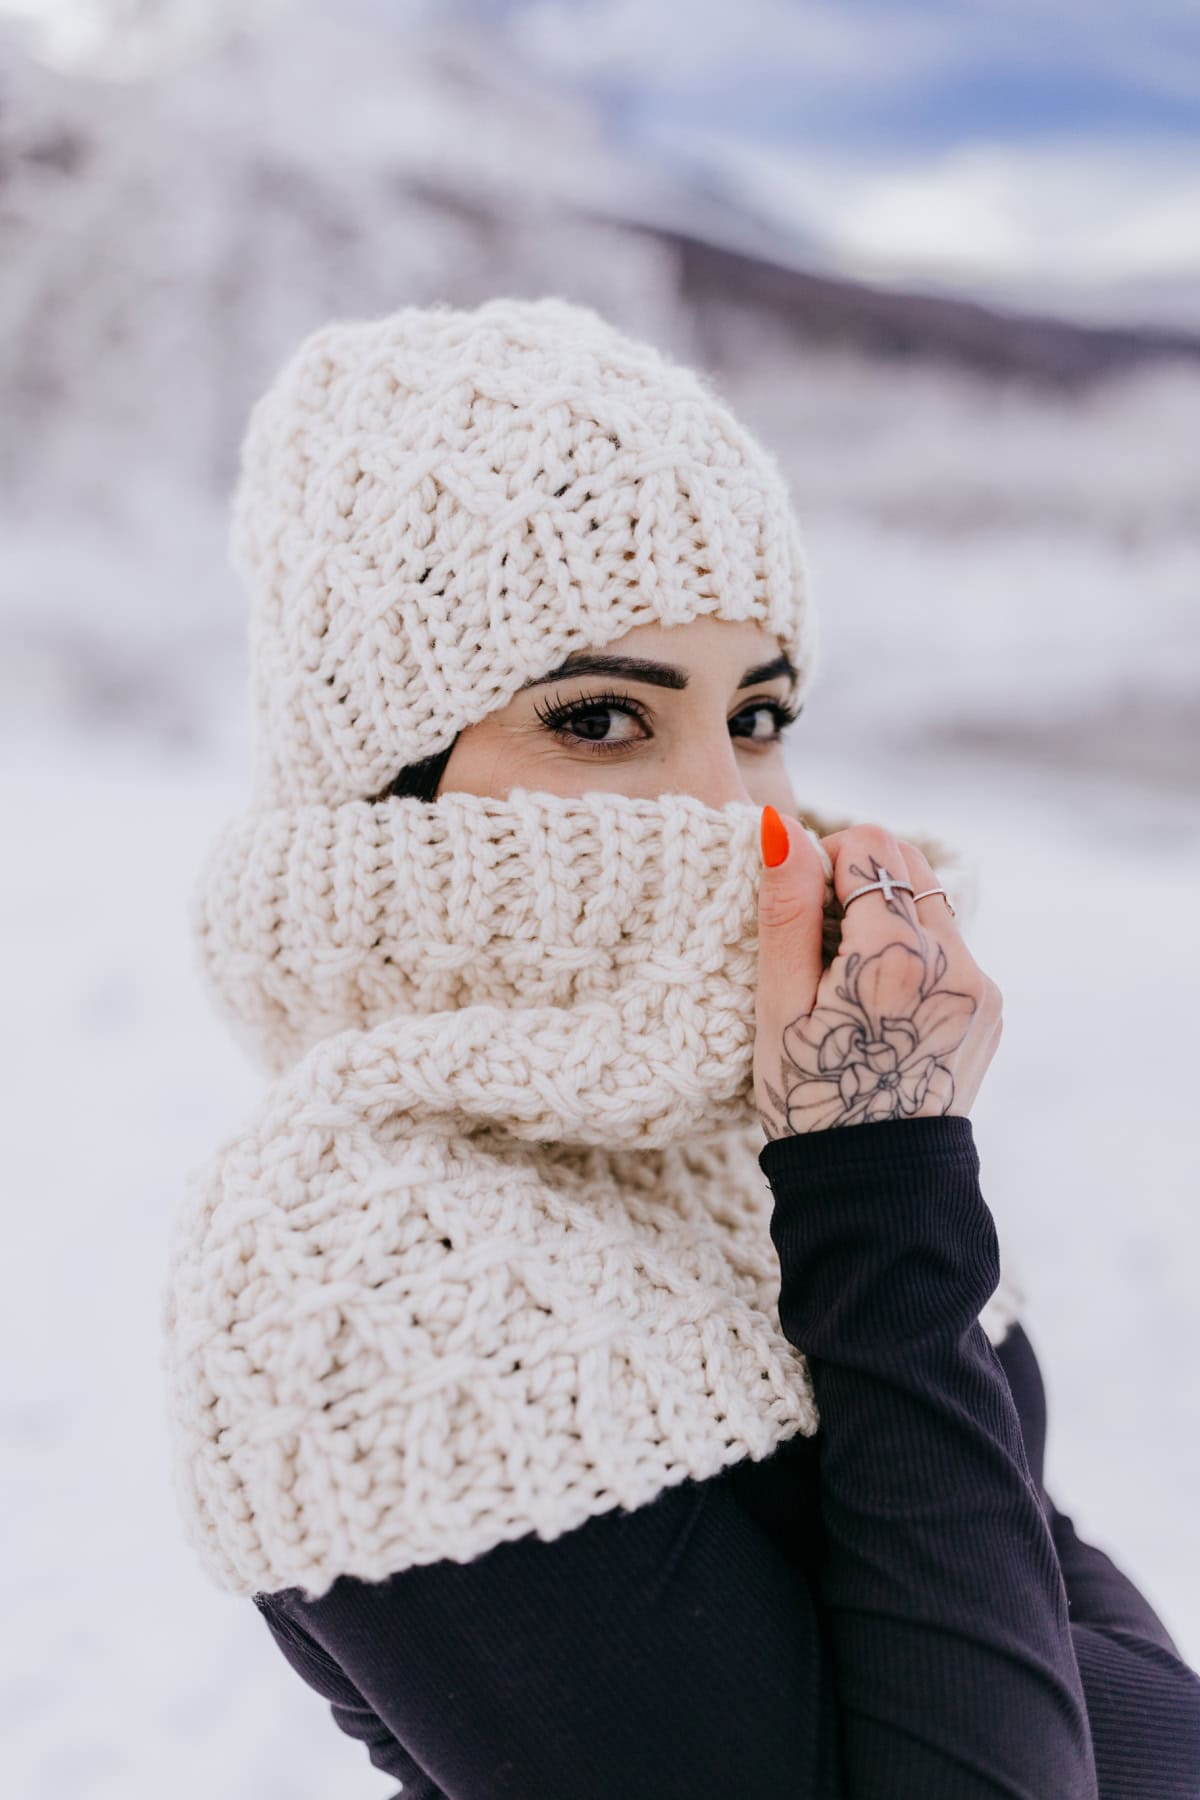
252;1114;1200;1797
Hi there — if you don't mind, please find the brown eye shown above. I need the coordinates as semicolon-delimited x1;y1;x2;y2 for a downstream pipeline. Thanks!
732;699;803;742
532;689;652;756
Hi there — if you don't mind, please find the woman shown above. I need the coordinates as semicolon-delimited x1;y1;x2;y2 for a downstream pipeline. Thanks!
162;296;1200;1797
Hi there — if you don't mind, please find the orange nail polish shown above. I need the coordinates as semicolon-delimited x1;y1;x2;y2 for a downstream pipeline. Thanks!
760;805;790;868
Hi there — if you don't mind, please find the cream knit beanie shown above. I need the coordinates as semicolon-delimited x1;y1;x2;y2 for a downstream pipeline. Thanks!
165;304;1015;1599
191;294;887;1071
229;294;820;811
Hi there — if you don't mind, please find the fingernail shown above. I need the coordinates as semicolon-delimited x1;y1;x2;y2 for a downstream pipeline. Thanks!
760;804;790;868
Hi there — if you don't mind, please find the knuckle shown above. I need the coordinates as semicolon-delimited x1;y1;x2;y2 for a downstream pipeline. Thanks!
945;955;1000;1014
759;862;825;931
978;974;1003;1016
833;821;899;866
758;887;811;931
897;836;930;869
852;821;897;847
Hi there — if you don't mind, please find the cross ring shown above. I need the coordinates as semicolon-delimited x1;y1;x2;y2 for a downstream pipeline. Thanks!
842;867;955;918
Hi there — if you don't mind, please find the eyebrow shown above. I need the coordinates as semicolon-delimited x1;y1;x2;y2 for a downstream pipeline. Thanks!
516;650;798;693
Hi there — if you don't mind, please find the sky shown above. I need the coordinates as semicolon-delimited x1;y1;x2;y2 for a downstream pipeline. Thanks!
4;5;1200;1788
4;0;1199;317
495;0;1200;319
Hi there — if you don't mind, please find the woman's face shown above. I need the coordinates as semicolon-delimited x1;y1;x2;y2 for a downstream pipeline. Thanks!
435;616;803;813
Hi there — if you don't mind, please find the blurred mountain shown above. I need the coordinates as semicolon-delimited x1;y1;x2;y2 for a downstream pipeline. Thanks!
1;13;1197;803
637;224;1200;387
4;14;1198;511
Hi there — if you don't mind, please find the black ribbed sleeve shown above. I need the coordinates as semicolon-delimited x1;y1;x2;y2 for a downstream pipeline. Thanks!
761;1113;1098;1795
250;1114;1199;1798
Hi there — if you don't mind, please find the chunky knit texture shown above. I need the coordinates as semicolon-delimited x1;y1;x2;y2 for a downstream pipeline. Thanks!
162;296;1023;1606
164;786;1022;1602
229;294;820;811
190;779;974;1076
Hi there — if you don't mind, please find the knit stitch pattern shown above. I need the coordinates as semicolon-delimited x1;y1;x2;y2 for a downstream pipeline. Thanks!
163;296;1022;1605
228;294;820;809
189;785;877;1077
163;787;1020;1602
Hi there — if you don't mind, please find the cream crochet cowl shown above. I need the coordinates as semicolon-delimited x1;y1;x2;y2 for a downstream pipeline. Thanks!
161;783;1024;1604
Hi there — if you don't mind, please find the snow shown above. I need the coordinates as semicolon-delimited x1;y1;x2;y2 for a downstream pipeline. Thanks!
6;722;1198;1799
2;8;1198;1795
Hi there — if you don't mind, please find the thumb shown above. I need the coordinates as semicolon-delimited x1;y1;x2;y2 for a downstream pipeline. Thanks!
757;805;828;1019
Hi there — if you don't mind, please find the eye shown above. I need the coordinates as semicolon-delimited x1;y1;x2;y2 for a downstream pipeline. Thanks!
533;689;804;757
532;688;651;756
731;697;804;743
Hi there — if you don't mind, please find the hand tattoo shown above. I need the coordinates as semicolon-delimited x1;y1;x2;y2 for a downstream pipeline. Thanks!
758;854;977;1140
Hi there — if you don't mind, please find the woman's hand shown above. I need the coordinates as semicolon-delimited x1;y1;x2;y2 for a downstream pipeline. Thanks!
754;809;1003;1139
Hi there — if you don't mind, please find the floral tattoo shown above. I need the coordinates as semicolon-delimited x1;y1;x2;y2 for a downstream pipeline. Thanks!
758;854;976;1139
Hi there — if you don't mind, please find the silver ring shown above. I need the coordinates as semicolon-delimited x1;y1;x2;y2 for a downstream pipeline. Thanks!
842;870;956;919
841;866;914;909
912;886;956;917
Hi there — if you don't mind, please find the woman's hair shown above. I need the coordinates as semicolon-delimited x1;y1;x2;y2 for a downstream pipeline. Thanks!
372;736;460;804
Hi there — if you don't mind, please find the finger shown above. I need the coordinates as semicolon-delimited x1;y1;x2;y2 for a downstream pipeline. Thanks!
824;825;916;934
757;806;828;1019
895;836;963;936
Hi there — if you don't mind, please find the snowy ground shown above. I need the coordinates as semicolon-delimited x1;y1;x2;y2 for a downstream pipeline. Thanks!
4;384;1198;1796
3;706;1198;1800
2;12;1198;1795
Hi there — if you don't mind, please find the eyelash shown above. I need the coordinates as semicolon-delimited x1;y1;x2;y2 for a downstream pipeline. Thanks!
531;687;804;756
